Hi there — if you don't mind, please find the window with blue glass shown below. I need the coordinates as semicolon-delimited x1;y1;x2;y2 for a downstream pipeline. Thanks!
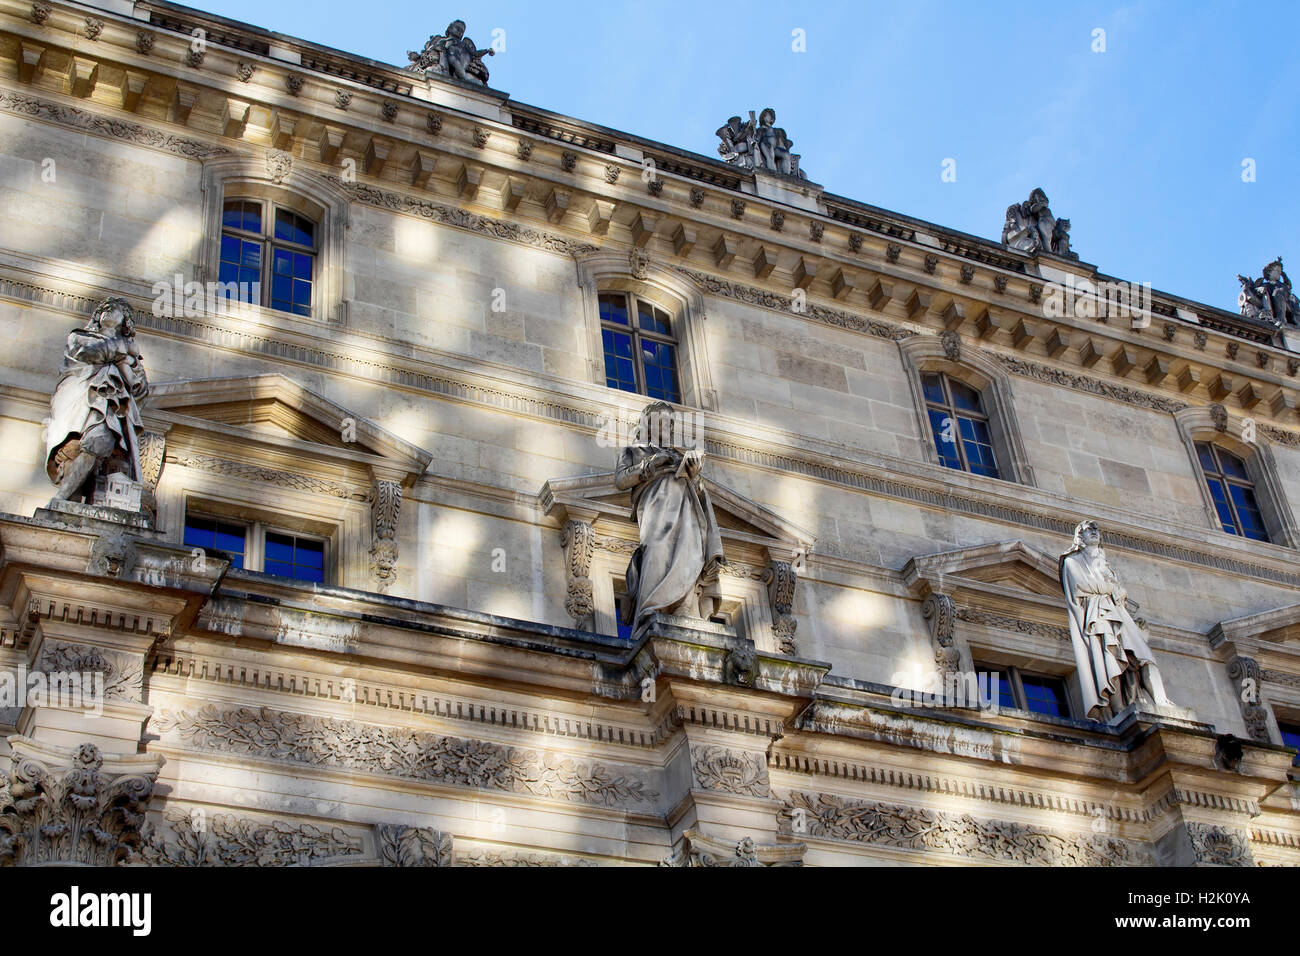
921;372;1000;479
977;662;1072;718
183;515;247;569
219;199;316;317
1278;721;1300;767
263;531;327;584
599;292;681;404
1194;442;1269;542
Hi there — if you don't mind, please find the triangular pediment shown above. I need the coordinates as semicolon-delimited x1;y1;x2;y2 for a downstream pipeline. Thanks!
902;540;1064;604
540;471;814;561
144;374;433;484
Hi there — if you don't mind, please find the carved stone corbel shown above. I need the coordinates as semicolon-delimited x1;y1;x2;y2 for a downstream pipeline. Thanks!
1225;655;1271;743
922;592;960;675
661;828;804;867
0;738;162;866
762;560;798;655
559;519;595;624
368;480;402;591
137;430;165;520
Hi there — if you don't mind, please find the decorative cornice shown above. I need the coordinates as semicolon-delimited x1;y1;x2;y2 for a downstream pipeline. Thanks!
324;176;598;259
0;91;231;160
988;352;1190;414
154;704;660;808
675;267;913;342
142;809;363;866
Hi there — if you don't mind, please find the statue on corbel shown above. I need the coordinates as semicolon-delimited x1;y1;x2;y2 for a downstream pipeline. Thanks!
1058;520;1175;720
44;297;152;513
614;401;724;641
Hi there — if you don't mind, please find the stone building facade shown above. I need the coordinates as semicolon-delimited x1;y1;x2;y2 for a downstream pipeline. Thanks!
0;0;1297;867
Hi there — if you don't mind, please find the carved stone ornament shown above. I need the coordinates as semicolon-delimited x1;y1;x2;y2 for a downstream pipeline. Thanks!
31;2;52;26
376;823;453;867
781;791;1153;866
941;329;962;362
922;592;960;675
285;73;303;96
154;704;660;807
690;746;770;797
236;61;256;83
715;108;807;179
662;828;803;867
689;187;705;208
629;247;650;280
84;16;104;40
334;89;352;110
369;480;402;591
135;32;154;55
1209;402;1229;432
0;739;162;866
408;19;496;86
1226;656;1270;743
724;644;758;687
142;809;362;866
762;560;798;655
1185;822;1254;867
559;519;595;623
266;148;292;185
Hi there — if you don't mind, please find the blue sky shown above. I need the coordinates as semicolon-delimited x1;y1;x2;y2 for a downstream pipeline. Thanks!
200;0;1299;312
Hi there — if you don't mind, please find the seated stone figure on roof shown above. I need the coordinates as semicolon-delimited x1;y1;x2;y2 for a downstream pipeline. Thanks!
1238;258;1299;327
408;19;495;86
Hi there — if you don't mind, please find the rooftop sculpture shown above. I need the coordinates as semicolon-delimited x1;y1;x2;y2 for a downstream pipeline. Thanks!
408;19;494;86
1238;257;1298;327
1002;188;1076;259
716;109;807;180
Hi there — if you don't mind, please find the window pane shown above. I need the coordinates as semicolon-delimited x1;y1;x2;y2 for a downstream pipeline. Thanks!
637;301;670;335
265;532;294;563
921;373;946;405
643;342;680;403
1279;722;1300;766
599;293;629;326
982;669;1015;709
928;409;961;469
275;208;315;247
949;380;983;413
296;539;325;569
1194;441;1218;473
1217;449;1250;481
184;517;245;569
1229;484;1269;541
602;329;637;393
183;518;215;551
1021;676;1068;717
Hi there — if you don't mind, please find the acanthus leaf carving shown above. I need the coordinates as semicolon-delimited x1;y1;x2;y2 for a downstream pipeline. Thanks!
369;480;402;591
762;560;798;655
559;519;595;623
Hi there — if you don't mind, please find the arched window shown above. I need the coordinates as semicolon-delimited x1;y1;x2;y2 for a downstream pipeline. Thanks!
921;371;1000;479
1194;442;1269;541
599;291;681;403
220;199;317;317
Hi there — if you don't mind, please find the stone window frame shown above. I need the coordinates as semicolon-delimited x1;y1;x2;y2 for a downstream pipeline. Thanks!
179;495;342;586
199;157;351;324
898;337;1036;486
590;548;770;648
577;254;719;411
1173;406;1300;549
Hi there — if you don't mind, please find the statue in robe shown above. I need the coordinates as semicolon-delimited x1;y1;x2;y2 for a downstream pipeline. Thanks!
715;107;807;179
45;297;149;506
1059;520;1173;719
615;401;724;640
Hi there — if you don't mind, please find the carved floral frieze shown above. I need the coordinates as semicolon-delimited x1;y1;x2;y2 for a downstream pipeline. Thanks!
154;705;659;808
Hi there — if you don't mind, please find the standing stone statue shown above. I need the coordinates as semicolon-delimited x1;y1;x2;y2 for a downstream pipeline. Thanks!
1002;188;1077;258
1238;257;1299;327
615;402;724;640
408;19;495;86
1058;520;1173;719
715;108;806;179
45;297;149;507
